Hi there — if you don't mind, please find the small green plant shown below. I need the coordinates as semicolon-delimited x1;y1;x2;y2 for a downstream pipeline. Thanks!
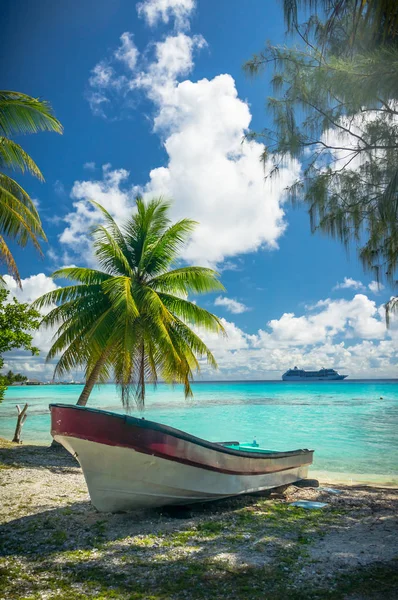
49;530;68;545
196;521;224;535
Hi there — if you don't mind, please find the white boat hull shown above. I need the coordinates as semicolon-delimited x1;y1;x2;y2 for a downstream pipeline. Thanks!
56;435;309;512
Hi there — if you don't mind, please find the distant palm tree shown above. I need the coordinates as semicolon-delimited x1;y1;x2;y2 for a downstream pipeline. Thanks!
0;90;62;285
35;198;225;408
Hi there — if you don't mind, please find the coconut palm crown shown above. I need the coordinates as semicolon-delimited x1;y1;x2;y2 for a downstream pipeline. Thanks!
0;90;62;285
34;198;226;408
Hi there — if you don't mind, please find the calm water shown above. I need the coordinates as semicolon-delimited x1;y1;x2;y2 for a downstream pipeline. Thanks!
1;381;397;481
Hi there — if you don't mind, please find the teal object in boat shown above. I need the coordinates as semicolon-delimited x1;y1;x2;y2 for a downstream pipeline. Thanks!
224;442;277;454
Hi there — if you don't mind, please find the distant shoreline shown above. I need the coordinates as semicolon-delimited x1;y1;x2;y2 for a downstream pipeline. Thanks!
7;378;398;386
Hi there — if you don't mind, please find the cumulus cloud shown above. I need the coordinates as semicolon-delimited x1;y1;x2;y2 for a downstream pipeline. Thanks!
368;280;385;294
83;161;96;171
4;273;58;305
265;294;386;344
67;24;300;267
133;33;206;100
141;70;299;266
333;277;364;291
214;296;249;314
59;165;136;262
137;0;195;30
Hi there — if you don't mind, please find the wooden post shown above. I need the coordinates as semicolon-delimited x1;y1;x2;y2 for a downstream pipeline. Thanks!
12;403;28;444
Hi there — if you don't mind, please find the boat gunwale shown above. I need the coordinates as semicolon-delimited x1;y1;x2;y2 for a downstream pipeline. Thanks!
49;403;313;460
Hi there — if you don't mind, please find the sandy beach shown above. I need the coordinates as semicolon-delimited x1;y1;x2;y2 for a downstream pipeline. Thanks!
0;439;397;600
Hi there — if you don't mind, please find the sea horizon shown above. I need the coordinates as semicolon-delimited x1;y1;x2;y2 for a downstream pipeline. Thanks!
11;378;398;384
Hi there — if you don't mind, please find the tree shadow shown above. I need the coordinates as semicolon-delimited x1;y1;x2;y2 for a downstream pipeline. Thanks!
0;443;79;472
1;485;398;599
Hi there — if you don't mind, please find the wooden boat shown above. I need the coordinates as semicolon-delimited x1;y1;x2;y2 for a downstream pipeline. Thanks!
50;403;314;512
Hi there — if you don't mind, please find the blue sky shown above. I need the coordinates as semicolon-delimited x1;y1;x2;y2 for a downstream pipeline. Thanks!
2;0;397;380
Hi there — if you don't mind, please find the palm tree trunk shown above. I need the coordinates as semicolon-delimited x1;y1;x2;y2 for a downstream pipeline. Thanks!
51;350;110;449
77;350;109;406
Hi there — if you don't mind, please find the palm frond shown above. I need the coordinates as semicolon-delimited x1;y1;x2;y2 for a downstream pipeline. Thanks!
0;173;40;215
0;181;45;249
0;90;63;137
157;292;225;333
52;267;112;285
0;137;43;180
0;90;62;284
123;197;171;270
150;266;225;295
0;234;19;283
143;218;197;275
90;200;131;257
93;225;133;276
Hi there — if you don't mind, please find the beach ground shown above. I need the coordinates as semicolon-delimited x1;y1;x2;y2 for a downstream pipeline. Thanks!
0;439;397;600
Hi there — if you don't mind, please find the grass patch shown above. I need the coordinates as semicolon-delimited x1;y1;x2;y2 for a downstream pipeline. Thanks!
1;545;397;600
196;521;225;536
1;488;394;600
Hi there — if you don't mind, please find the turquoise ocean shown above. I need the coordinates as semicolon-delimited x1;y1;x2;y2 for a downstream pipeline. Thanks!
1;381;397;484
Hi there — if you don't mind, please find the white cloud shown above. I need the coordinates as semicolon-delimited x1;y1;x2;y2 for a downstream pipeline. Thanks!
141;70;298;266
83;162;96;170
137;0;195;30
214;296;249;314
4;273;58;305
89;62;115;88
59;165;136;261
265;294;386;345
87;92;110;118
65;27;300;267
114;32;139;71
368;280;385;294
334;277;364;291
87;33;139;118
218;260;243;273
132;33;206;101
47;247;75;267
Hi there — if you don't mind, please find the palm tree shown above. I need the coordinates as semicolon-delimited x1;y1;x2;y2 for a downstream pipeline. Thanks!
0;90;62;286
35;198;226;408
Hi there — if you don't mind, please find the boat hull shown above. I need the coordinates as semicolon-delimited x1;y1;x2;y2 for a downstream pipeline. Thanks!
50;404;313;512
56;435;309;511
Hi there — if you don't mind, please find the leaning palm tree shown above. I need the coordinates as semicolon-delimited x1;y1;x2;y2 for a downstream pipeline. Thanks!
0;91;62;285
34;198;225;408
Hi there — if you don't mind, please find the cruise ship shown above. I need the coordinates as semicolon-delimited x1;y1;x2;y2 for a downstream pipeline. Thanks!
282;367;347;381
